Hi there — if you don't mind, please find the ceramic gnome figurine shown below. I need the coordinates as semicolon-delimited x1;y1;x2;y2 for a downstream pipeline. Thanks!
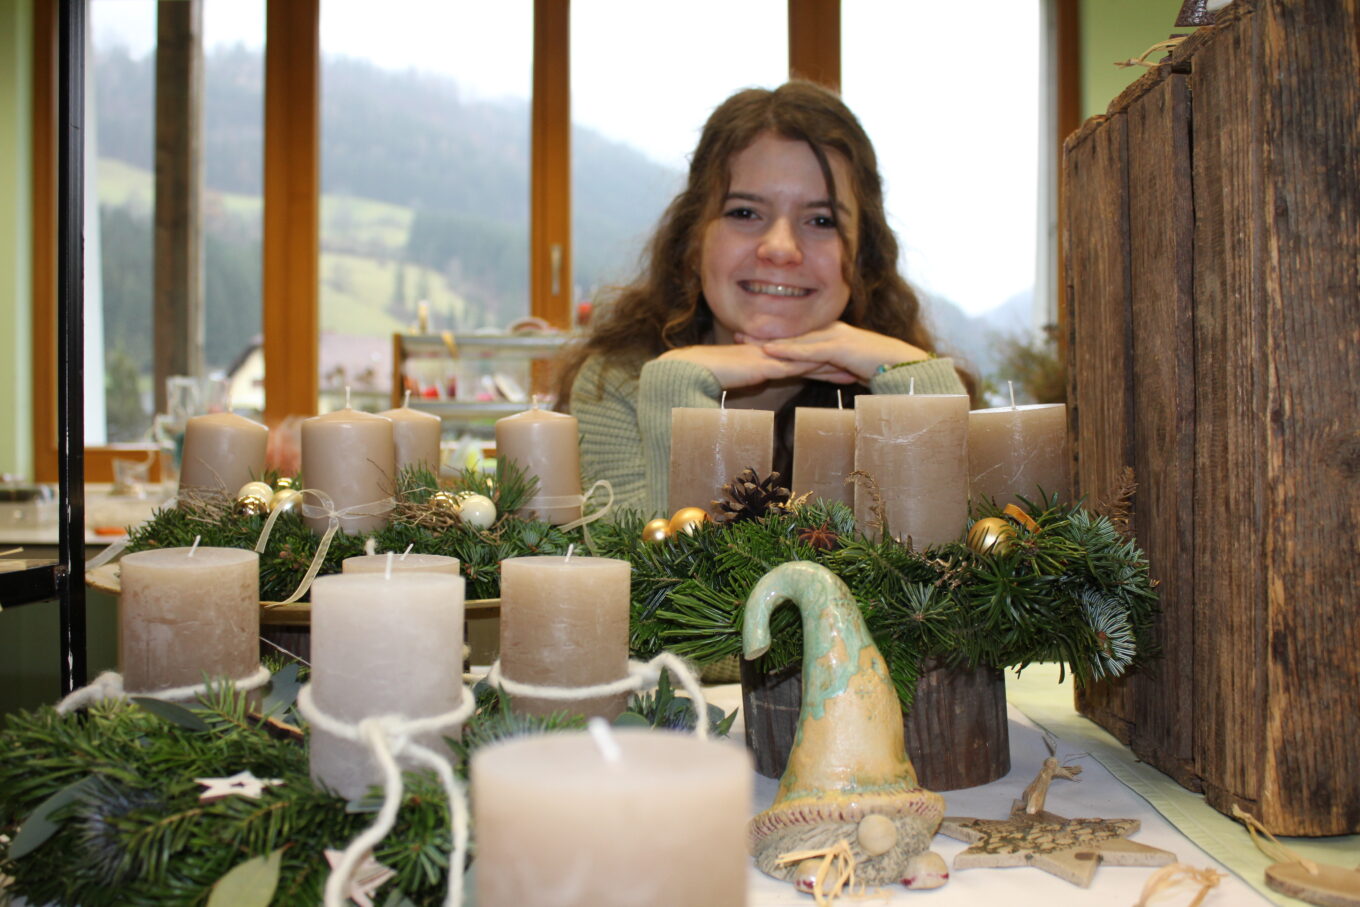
744;561;949;892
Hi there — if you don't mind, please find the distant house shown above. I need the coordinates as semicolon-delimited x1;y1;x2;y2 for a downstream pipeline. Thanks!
225;332;392;415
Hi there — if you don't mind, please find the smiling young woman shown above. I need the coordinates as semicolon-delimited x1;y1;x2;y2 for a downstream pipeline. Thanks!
556;81;975;518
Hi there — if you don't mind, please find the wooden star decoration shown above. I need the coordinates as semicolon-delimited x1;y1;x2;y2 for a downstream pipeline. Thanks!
939;806;1175;887
194;770;284;801
324;849;396;907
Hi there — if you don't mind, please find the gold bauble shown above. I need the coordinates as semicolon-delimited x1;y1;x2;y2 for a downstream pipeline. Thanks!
274;476;296;491
238;481;274;504
669;506;710;536
642;517;674;544
235;495;270;518
270;487;302;514
967;517;1015;555
429;491;460;514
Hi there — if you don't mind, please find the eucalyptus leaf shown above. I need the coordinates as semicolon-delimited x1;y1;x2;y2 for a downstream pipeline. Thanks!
7;775;99;859
131;697;211;731
207;848;283;907
260;662;302;717
612;711;649;727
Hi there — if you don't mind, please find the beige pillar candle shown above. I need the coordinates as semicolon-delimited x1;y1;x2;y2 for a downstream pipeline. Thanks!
342;552;461;575
300;407;395;535
378;397;442;476
669;406;774;516
499;554;631;719
494;403;582;524
854;393;970;547
177;412;268;496
309;571;466;799
969;403;1070;506
792;406;856;506
473;729;751;907
118;546;259;695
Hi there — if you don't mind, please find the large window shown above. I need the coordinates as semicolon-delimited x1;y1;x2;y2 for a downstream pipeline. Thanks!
569;1;787;313
318;0;532;412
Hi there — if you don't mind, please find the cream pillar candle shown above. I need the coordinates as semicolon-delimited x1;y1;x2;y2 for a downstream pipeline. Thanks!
308;572;466;799
177;412;268;496
473;729;751;907
499;554;630;719
494;403;582;524
118;546;259;695
342;552;461;575
300;407;395;534
854;394;970;546
969;403;1070;505
669;406;774;516
378;397;442;476
792;406;856;506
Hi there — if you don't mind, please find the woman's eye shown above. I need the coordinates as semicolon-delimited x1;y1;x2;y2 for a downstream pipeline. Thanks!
809;214;837;229
724;207;758;220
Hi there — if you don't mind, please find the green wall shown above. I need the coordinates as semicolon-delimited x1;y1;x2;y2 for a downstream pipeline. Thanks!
0;0;33;480
1080;0;1190;120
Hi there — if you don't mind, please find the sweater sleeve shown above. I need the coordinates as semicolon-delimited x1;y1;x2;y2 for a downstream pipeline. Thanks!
868;356;968;396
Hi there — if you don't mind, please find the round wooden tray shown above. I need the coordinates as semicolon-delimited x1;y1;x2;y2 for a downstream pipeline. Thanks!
86;562;500;627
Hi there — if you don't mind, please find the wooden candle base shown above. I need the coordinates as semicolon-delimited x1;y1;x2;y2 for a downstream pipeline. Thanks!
740;657;1010;789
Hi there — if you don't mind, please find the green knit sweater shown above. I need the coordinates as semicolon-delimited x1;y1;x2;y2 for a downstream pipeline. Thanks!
569;355;968;518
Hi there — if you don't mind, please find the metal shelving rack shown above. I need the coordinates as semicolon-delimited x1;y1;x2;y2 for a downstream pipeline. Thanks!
0;1;87;694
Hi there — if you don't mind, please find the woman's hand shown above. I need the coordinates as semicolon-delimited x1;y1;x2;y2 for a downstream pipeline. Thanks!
657;344;837;389
742;322;932;384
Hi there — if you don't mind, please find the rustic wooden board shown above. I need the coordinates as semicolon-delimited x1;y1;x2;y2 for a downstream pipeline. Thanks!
1125;73;1198;788
1063;111;1135;739
1188;1;1269;821
1253;0;1360;835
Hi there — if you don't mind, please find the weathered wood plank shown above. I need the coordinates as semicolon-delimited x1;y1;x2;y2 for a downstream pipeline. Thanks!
1126;73;1198;788
1255;0;1360;835
1189;2;1268;816
1064;111;1135;737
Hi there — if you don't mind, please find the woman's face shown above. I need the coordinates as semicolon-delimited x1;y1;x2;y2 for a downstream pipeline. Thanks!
699;131;857;343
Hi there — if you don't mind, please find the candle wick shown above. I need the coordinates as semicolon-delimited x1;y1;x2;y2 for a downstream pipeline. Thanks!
189;535;201;557
587;717;622;764
564;543;575;563
720;390;727;410
530;395;540;411
385;551;394;579
364;537;377;556
346;386;352;409
836;388;843;411
403;388;411;409
1009;380;1017;410
909;376;916;396
400;543;414;561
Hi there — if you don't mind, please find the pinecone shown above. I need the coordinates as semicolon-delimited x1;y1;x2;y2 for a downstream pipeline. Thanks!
712;468;791;524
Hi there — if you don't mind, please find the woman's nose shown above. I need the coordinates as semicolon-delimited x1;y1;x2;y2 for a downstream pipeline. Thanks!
757;218;803;266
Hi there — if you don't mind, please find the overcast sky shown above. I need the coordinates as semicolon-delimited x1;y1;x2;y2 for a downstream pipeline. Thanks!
92;0;1039;319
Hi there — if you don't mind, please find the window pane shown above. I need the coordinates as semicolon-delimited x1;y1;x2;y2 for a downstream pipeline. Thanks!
570;1;788;317
319;0;532;414
844;0;1042;401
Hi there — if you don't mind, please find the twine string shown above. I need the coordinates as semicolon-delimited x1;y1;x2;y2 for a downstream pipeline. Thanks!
1133;862;1225;907
552;479;615;532
1231;805;1321;875
55;665;273;715
296;683;475;907
257;489;396;605
485;651;710;740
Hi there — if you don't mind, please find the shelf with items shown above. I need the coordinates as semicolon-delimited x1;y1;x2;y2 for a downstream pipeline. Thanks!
391;331;572;431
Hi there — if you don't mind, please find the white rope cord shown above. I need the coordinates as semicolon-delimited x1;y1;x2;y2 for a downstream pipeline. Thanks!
297;683;476;907
485;651;711;740
255;489;396;605
55;665;272;715
549;479;614;532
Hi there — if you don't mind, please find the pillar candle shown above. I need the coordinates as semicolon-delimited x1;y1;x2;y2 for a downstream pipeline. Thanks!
300;407;395;535
854;394;970;547
378;402;442;476
177;412;268;496
792;406;856;506
499;554;630;719
118;546;259;695
669;407;774;516
309;572;465;799
473;729;751;907
342;552;461;575
494;404;582;524
968;403;1070;506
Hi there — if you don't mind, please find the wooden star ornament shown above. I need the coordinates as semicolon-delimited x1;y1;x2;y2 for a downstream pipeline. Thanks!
194;770;284;801
324;849;396;907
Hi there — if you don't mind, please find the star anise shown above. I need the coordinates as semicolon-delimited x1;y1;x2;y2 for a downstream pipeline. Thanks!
797;521;840;551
